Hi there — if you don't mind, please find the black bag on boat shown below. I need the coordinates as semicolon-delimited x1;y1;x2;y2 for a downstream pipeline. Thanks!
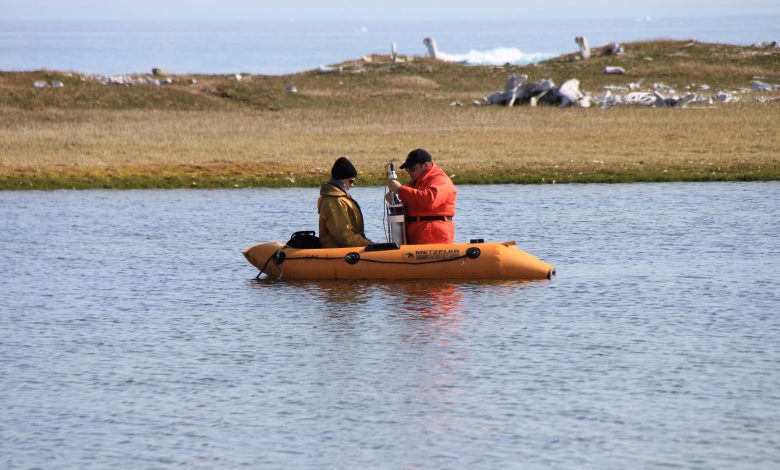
285;231;322;249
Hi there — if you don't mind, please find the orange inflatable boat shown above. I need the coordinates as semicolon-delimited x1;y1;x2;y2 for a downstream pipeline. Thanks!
243;241;555;280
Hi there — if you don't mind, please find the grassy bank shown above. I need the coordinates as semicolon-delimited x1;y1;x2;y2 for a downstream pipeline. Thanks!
2;162;773;190
1;40;779;189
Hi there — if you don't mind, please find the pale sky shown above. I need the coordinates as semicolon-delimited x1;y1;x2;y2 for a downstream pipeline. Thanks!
3;0;780;21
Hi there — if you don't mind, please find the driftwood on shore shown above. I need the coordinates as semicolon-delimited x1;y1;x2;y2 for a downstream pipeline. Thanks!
575;36;590;60
478;38;778;109
423;37;439;59
484;74;590;107
317;65;343;74
572;39;626;61
68;73;181;87
557;79;590;107
606;43;625;55
752;80;780;91
482;71;779;109
485;75;552;106
591;81;776;107
605;66;625;75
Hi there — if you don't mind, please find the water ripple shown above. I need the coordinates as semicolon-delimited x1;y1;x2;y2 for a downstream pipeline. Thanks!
1;183;779;468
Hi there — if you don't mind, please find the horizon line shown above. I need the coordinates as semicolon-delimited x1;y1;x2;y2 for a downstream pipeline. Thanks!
3;13;780;22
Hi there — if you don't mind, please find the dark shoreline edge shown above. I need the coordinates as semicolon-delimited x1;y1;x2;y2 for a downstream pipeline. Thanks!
2;167;777;190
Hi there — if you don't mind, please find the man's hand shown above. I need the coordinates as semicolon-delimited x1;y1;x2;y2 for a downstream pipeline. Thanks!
387;178;402;194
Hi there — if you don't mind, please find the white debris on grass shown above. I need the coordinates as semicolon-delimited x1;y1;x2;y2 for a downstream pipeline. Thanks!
575;36;590;60
604;66;625;74
317;65;343;74
484;75;593;107
715;91;739;103
624;92;657;106
606;43;625;55
107;75;133;86
75;73;184;87
423;37;439;59
652;82;675;93
751;41;779;48
557;79;591;107
33;80;65;89
752;81;780;91
603;85;630;91
588;73;780;108
484;77;555;106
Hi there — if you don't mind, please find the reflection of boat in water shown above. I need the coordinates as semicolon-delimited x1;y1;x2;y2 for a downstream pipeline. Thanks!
243;241;555;280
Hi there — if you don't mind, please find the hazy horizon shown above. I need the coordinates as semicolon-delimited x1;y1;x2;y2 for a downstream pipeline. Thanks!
3;0;780;21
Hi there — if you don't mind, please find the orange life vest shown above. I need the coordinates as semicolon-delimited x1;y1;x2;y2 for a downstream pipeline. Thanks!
396;163;457;244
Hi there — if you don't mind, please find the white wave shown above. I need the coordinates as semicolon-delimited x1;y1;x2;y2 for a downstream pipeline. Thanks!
436;47;553;66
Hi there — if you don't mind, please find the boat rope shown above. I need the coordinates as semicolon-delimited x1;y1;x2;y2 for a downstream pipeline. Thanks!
259;252;276;274
346;255;471;265
258;246;481;277
256;250;285;280
280;253;473;265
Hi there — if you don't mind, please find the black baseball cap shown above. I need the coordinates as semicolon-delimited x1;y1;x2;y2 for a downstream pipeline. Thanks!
399;148;432;169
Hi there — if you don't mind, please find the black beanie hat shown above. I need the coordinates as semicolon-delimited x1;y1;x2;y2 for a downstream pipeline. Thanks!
331;156;357;180
400;148;432;169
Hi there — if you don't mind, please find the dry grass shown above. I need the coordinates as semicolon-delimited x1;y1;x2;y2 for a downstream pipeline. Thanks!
2;103;778;188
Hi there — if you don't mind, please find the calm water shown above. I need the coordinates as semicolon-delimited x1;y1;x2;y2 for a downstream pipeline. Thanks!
1;16;779;74
1;182;779;468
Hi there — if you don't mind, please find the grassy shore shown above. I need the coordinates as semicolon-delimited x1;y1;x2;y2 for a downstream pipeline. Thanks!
1;40;779;189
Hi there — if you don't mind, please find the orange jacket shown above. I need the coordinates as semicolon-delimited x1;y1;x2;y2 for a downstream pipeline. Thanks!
396;163;457;244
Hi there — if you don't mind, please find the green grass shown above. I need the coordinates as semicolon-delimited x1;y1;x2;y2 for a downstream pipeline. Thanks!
1;164;776;190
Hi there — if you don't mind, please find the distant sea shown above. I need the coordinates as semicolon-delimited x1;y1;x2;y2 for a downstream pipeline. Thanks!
0;16;778;75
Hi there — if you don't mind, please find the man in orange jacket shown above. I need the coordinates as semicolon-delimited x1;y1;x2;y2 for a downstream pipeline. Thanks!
387;148;457;244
